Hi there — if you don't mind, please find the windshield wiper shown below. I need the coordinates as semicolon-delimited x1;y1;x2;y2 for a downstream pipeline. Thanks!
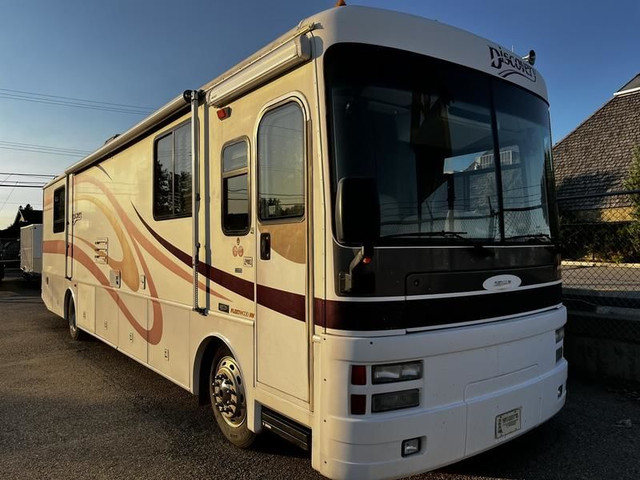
384;230;469;239
384;230;495;256
506;233;552;243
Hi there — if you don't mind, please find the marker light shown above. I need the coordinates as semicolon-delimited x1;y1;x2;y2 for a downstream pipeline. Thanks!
372;361;422;384
217;107;231;120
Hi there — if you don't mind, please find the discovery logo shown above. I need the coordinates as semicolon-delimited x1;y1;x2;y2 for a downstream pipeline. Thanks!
489;45;536;82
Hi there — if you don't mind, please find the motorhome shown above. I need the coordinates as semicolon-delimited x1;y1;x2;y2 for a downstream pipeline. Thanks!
20;223;43;279
42;5;566;479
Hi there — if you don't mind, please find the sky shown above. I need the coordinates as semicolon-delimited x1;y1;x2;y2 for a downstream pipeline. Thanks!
0;0;638;229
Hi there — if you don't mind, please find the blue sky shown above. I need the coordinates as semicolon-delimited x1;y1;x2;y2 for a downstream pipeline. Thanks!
1;0;638;228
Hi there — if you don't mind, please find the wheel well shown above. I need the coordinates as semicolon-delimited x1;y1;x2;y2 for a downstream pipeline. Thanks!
195;336;226;405
64;289;74;320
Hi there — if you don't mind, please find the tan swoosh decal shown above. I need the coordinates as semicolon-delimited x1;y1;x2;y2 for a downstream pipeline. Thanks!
75;176;230;301
44;239;163;344
75;193;139;291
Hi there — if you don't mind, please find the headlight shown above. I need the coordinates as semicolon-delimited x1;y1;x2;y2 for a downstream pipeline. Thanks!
372;361;422;385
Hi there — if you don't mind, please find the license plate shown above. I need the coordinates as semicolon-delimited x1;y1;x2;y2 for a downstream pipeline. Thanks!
495;407;521;439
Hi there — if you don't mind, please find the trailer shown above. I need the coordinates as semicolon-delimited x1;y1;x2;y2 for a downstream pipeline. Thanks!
20;224;43;279
42;5;566;479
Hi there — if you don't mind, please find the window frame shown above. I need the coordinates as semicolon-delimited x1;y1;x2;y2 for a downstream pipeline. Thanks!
256;98;307;224
52;186;65;234
152;119;192;221
221;137;251;236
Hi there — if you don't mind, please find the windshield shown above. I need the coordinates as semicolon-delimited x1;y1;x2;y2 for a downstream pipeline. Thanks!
325;44;555;244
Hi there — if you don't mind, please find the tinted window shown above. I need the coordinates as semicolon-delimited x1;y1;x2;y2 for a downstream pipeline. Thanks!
53;186;65;233
153;122;192;219
222;141;249;234
325;44;553;244
258;103;305;221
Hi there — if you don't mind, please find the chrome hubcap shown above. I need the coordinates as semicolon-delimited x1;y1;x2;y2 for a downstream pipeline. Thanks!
212;356;246;428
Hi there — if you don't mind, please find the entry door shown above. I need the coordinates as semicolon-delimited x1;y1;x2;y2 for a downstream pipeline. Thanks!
65;173;75;279
255;100;309;403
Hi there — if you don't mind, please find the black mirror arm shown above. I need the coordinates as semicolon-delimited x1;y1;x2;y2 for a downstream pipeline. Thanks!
341;243;374;293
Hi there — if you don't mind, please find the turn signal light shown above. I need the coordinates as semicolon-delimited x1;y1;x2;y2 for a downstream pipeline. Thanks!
351;394;366;415
351;365;366;385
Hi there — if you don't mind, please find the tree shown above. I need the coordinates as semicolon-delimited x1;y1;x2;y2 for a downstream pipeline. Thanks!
623;144;640;260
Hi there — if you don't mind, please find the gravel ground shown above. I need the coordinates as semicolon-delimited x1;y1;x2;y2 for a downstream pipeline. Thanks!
1;269;639;480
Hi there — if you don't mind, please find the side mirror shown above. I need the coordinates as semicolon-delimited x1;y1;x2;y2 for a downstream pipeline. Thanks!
335;177;380;246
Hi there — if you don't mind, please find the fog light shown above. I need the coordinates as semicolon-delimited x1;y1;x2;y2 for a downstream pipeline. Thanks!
402;437;421;457
372;389;420;413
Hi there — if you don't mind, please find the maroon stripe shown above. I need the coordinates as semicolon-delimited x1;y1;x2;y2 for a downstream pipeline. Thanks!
134;206;255;301
199;263;255;302
257;284;306;321
314;284;562;331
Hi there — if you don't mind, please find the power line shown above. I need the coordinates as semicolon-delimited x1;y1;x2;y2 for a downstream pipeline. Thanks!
0;87;155;115
0;172;56;178
0;141;89;154
0;88;153;110
0;140;92;157
0;172;54;189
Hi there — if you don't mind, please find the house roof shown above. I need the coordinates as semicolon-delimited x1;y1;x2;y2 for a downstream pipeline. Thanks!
16;206;43;224
552;74;640;211
0;206;42;239
615;73;640;96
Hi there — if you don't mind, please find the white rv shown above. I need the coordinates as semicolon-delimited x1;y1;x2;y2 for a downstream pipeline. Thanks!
42;5;567;479
20;223;43;278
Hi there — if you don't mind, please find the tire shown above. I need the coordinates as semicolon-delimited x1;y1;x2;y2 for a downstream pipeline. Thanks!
67;296;86;341
209;346;255;448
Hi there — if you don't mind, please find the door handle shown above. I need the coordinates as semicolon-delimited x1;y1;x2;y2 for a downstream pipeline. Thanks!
260;233;271;260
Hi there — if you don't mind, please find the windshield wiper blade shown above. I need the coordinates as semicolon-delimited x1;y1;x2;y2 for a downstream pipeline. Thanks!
384;230;495;257
384;230;468;239
507;233;552;242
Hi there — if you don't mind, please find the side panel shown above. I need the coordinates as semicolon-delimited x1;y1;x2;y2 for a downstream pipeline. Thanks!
77;283;95;333
148;303;189;387
118;294;148;363
95;288;118;346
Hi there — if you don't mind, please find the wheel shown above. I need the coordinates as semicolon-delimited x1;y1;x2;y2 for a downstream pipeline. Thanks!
67;296;86;341
209;346;255;448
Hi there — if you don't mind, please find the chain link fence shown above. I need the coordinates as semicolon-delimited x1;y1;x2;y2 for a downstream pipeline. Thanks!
557;190;640;344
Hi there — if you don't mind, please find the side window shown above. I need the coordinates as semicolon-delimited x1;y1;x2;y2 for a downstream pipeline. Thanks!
153;122;192;219
222;140;250;234
53;186;65;233
258;102;305;221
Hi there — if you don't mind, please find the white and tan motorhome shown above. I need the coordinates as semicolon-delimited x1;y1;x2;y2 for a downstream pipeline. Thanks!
42;5;567;479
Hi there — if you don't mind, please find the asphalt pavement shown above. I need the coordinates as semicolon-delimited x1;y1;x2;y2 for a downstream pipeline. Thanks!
1;268;639;480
